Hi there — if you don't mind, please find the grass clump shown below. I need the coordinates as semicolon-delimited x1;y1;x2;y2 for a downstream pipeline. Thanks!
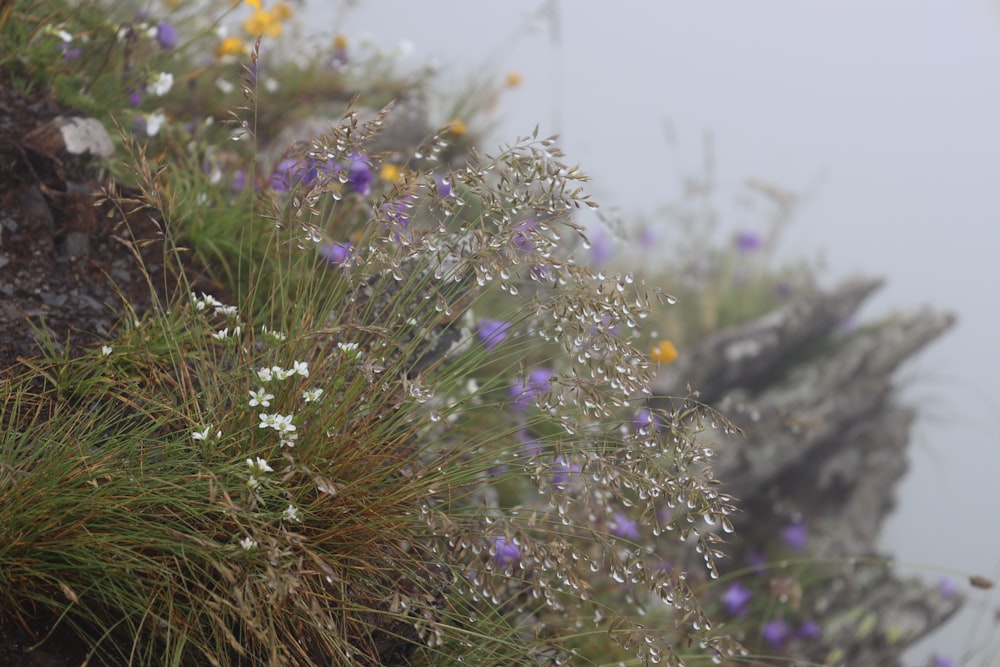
0;1;741;664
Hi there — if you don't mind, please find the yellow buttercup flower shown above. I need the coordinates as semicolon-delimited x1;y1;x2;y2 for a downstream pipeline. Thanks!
379;163;400;183
651;340;678;364
446;118;466;136
505;71;523;88
333;34;348;51
216;36;246;57
242;1;290;37
273;2;293;20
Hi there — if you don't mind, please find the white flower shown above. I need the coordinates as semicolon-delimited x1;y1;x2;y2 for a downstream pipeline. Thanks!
239;537;257;550
145;111;166;137
260;325;287;342
279;433;298;448
247;457;273;473
273;414;296;433
291;361;309;378
214;304;238;318
271;366;292;380
215;77;235;94
149;71;173;96
246;475;259;490
264;77;280;93
258;413;294;433
256;367;274;382
192;426;211;441
192;292;222;311
249;389;274;408
337;342;359;353
301;388;323;403
282;504;301;523
101;345;113;356
211;328;230;340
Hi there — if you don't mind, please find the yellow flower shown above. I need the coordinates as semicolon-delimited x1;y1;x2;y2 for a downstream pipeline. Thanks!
379;163;400;183
651;340;678;364
216;36;246;57
333;34;348;51
505;71;523;88
273;2;293;20
243;7;282;37
240;0;289;37
446;118;467;136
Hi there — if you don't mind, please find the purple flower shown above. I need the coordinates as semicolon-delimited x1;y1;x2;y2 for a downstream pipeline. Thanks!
60;42;82;62
781;521;808;552
231;169;248;192
721;581;752;616
320;242;353;266
550;455;580;491
736;230;762;253
633;408;659;435
380;196;411;229
938;577;958;600
761;618;790;650
156;22;178;50
517;430;542;458
609;512;639;541
932;655;955;667
512;217;538;253
638;225;659;246
347;152;373;196
435;176;452;199
509;368;553;411
588;313;620;338
488;462;509;476
587;226;614;264
128;87;144;106
268;158;316;192
745;551;768;575
657;505;673;525
476;319;512;349
491;536;519;567
795;620;821;640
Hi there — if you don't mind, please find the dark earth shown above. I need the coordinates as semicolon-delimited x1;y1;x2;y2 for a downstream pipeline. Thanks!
0;88;217;665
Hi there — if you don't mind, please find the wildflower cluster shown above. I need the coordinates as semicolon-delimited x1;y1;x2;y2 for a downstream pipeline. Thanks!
0;2;746;665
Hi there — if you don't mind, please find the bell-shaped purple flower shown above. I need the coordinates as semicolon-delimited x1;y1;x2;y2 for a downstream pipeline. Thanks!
761;618;790;650
721;581;752;616
320;242;353;266
347;152;373;196
609;512;639;541
550;455;580;491
736;230;762;253
491;536;520;567
509;367;553;411
781;521;808;552
795;620;821;640
156;22;178;51
476;319;511;350
435;176;452;199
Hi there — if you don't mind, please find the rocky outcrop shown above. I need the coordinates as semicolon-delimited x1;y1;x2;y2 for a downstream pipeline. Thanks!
652;277;960;665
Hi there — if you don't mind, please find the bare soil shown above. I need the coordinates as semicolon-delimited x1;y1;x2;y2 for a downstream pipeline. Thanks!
0;87;217;665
